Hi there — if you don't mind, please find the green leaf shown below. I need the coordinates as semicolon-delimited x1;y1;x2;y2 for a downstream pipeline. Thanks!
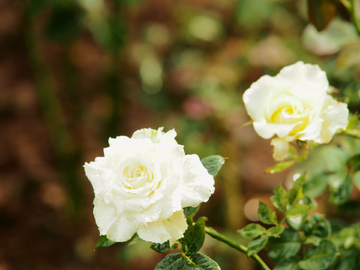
288;173;306;205
342;129;360;138
274;257;301;270
286;204;311;218
303;214;331;246
201;155;225;177
307;0;337;31
331;251;360;270
182;218;205;255
183;253;220;270
347;154;360;172
298;240;337;270
151;241;178;253
184;205;200;218
266;161;295;174
353;170;360;191
128;233;142;246
267;225;285;238
347;113;358;130
238;223;267;239
155;253;185;270
258;201;278;225
267;229;301;262
286;197;315;231
95;235;116;248
329;173;352;205
271;184;288;213
303;174;328;198
304;214;331;238
247;235;269;257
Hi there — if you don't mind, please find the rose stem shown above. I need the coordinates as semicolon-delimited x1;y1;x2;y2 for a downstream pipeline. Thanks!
205;227;271;270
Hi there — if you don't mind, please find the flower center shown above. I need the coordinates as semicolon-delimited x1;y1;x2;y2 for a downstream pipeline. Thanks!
268;96;310;136
119;159;161;197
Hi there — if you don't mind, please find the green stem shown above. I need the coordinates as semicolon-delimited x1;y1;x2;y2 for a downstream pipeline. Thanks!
350;0;360;35
205;227;271;270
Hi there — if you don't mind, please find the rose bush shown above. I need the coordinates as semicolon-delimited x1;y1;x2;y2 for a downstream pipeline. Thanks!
242;61;349;161
84;127;215;244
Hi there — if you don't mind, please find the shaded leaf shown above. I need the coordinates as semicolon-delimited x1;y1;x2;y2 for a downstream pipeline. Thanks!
274;256;301;270
238;223;266;239
155;253;185;270
330;251;360;270
271;184;288;213
95;235;116;248
288;173;306;205
183;253;220;270
182;218;205;255
201;155;225;177
353;170;360;191
184;205;200;218
307;0;337;31
267;229;301;262
287;204;311;218
267;225;285;238
347;154;360;172
303;214;331;239
328;173;352;205
303;174;328;197
258;201;278;225
247;235;269;257
266;161;295;174
298;240;337;270
151;241;178;253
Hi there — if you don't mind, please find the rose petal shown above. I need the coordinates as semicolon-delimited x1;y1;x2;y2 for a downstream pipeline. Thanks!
316;96;349;143
180;154;215;207
278;61;329;94
93;197;137;241
271;138;290;161
253;121;297;139
137;211;187;244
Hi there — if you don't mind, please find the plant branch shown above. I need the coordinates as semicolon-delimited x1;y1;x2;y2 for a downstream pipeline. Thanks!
205;227;271;270
350;0;360;35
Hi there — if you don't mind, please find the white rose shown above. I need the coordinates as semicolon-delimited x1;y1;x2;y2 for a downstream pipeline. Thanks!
243;61;349;161
84;127;215;244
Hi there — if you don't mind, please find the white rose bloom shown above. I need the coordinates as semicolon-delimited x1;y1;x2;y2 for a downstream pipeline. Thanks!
84;127;215;244
243;61;349;161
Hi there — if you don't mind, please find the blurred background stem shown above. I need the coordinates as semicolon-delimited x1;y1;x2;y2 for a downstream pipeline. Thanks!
24;4;84;218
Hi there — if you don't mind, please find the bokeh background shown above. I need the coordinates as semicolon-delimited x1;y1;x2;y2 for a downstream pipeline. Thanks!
1;0;360;269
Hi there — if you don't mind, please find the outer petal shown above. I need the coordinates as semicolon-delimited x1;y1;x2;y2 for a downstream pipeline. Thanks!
180;154;215;207
93;197;138;242
315;96;349;143
84;160;109;198
253;121;297;139
137;211;188;244
271;138;289;161
278;61;329;94
243;75;278;122
132;127;178;145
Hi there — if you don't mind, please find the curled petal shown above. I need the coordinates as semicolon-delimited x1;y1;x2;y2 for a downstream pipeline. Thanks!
271;138;290;161
137;211;187;244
